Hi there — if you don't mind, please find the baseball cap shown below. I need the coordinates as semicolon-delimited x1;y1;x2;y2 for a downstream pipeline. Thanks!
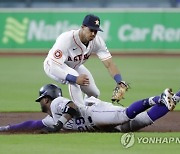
82;14;103;32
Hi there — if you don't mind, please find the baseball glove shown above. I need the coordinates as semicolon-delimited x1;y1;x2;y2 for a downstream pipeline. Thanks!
111;81;129;103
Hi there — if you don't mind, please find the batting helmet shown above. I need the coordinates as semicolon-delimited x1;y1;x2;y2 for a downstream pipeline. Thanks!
35;84;62;102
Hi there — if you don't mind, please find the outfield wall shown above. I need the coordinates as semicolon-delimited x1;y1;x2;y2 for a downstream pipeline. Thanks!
0;9;180;52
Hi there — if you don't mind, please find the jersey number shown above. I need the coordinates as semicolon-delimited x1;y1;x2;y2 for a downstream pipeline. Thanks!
75;117;88;131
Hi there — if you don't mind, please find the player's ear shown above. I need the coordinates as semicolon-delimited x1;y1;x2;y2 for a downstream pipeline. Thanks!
44;97;51;104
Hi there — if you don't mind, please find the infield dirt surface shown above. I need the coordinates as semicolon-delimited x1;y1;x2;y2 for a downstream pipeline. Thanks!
0;111;180;133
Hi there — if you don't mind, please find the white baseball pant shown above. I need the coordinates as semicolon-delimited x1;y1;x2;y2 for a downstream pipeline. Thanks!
44;58;100;106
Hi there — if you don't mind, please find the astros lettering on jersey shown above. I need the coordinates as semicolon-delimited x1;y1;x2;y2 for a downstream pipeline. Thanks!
47;29;112;70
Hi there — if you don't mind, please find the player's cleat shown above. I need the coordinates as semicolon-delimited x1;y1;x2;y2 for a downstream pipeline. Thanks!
172;94;180;104
160;88;176;111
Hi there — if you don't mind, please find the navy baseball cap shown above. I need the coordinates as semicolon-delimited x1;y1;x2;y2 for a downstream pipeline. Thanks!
82;14;103;32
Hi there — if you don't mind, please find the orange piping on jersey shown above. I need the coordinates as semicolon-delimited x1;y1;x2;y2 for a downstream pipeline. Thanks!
101;55;112;61
73;31;84;69
50;58;62;65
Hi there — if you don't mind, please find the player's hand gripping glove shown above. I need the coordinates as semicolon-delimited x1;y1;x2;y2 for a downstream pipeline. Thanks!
111;81;129;103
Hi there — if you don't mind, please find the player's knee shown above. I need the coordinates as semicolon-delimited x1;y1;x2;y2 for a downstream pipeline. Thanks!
117;112;154;132
118;122;131;132
130;112;153;131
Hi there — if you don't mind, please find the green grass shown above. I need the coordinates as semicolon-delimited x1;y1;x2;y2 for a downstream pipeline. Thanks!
86;56;180;109
0;56;180;154
0;56;180;111
0;132;179;154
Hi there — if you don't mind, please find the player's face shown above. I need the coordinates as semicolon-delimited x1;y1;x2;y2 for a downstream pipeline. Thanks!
82;26;97;42
39;97;48;113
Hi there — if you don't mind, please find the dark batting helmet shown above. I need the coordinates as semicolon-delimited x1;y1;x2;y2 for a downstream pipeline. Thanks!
35;84;62;102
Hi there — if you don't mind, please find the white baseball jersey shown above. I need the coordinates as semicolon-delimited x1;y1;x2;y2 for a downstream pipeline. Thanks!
42;96;153;132
42;96;132;132
43;29;112;105
46;29;111;69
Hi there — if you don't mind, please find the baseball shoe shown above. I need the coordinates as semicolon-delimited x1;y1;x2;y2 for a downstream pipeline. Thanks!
172;94;180;105
160;88;175;111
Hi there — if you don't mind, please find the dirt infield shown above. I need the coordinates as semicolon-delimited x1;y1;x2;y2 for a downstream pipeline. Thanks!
0;111;180;133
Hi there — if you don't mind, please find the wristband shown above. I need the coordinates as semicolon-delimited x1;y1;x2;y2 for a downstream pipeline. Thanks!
58;116;68;125
53;116;68;131
54;121;63;131
114;74;122;84
66;74;77;83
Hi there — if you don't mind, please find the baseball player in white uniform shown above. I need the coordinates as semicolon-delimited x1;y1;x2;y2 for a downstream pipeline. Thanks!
0;84;178;133
44;14;124;105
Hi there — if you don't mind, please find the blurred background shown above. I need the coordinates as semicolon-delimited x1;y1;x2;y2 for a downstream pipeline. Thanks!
1;0;180;52
0;0;180;8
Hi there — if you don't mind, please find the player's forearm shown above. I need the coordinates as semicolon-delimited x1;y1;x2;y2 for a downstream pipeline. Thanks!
103;58;122;83
108;65;121;79
53;102;78;132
